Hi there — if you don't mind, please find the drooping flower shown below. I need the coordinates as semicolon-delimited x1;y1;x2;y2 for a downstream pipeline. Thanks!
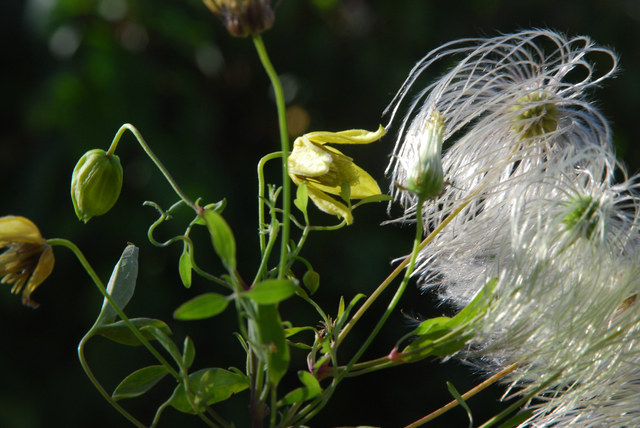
202;0;275;37
288;126;385;224
0;216;55;308
385;30;618;222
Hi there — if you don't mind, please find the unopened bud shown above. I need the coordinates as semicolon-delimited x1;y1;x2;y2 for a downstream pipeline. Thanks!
405;110;445;200
71;149;123;223
203;0;274;37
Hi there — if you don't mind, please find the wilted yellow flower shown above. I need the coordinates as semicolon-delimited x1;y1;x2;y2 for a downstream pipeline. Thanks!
288;126;385;224
202;0;274;37
0;216;54;308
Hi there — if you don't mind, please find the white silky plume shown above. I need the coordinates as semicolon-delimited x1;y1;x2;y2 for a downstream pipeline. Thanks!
386;30;640;427
467;165;640;427
386;29;618;223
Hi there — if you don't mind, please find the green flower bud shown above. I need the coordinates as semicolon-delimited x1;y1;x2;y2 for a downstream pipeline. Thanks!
71;149;123;223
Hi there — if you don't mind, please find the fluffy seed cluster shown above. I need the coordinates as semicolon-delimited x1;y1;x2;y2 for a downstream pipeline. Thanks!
387;30;640;426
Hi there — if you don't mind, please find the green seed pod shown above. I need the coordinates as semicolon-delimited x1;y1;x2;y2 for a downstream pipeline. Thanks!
71;149;123;223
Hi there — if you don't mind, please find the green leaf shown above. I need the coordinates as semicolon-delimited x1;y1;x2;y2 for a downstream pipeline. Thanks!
497;410;534;428
298;370;321;391
294;182;308;214
284;326;316;338
450;277;497;327
352;194;393;208
256;304;290;385
334;293;366;332
337;296;345;319
168;368;249;414
183;336;196;370
178;242;192;288
447;382;473;428
302;270;320;294
141;325;182;365
191;200;227;226
96;244;139;325
94;318;172;346
403;316;466;357
244;279;297;305
200;208;236;273
279;371;322;406
112;365;169;401
174;293;230;321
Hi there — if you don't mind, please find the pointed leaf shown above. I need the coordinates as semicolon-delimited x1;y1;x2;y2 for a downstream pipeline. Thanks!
141;325;182;365
352;194;393;208
96;245;139;325
279;370;322;406
294;182;308;214
178;242;192;288
447;382;473;428
257;304;290;385
94;318;172;346
335;293;366;332
174;293;230;321
183;336;196;370
112;365;169;400
168;368;249;414
244;279;297;305
200;209;236;273
497;410;534;428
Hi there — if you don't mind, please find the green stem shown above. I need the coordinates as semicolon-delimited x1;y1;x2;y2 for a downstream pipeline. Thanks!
252;35;291;280
346;196;425;368
257;152;283;255
77;336;146;427
404;363;519;428
106;123;196;210
336;200;471;346
295;200;428;426
48;238;180;380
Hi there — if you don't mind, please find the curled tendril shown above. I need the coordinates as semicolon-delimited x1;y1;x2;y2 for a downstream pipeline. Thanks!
143;199;230;288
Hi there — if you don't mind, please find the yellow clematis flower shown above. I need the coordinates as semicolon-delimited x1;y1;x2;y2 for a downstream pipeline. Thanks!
0;216;55;308
288;125;385;224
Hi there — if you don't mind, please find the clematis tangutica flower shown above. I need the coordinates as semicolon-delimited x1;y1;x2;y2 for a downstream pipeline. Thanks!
0;216;55;308
288;126;385;224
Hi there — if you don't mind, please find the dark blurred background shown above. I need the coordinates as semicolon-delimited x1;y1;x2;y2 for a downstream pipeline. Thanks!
1;0;639;427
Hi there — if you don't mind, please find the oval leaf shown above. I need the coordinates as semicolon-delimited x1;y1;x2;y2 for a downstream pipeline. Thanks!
169;368;249;414
244;279;297;305
279;371;322;406
302;270;320;294
112;365;169;400
96;244;139;325
94;318;172;346
174;293;230;321
178;243;192;288
257;304;290;385
200;209;236;273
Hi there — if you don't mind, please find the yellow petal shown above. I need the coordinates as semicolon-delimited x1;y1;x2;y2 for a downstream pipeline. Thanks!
0;216;44;246
306;184;354;224
307;160;381;199
288;137;333;177
306;125;385;146
22;244;55;308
